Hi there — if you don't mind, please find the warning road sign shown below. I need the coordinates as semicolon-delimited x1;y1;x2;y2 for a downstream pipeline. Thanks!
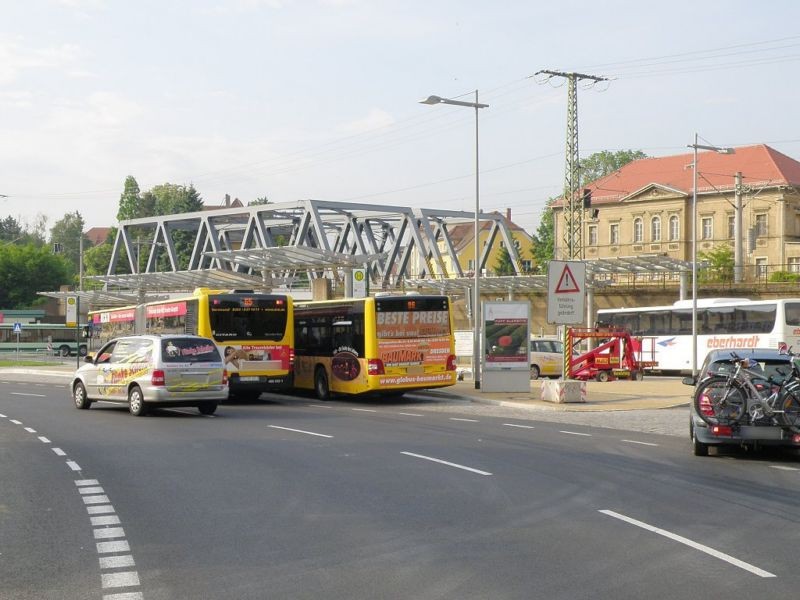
547;261;586;324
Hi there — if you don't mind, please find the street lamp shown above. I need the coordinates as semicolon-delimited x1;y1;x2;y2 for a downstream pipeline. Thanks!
420;91;489;389
689;133;734;378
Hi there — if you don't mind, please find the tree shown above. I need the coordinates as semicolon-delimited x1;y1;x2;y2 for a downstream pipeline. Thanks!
698;244;734;283
580;149;647;184
0;243;71;307
249;196;271;206
50;211;88;278
529;201;554;274
117;176;147;221
149;183;204;270
0;216;24;243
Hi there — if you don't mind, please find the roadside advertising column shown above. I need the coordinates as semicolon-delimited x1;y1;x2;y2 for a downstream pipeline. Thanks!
481;301;531;392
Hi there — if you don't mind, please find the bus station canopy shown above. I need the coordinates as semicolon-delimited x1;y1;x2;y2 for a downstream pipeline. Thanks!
202;247;387;271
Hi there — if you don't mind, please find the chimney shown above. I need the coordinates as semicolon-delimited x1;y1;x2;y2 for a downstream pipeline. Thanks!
506;208;512;222
224;193;231;207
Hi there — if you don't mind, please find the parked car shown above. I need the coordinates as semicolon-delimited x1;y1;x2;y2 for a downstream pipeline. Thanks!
530;337;567;380
71;335;229;416
682;347;800;456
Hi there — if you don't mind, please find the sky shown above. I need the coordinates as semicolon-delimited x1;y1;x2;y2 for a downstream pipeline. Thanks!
2;0;800;237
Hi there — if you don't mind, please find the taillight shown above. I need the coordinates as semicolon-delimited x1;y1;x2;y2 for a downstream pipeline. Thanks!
711;425;732;437
289;349;295;369
151;370;165;386
368;359;385;375
698;393;714;417
446;354;457;371
793;434;800;444
222;369;228;385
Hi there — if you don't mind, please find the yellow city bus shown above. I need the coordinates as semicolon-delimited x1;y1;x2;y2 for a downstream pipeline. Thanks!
89;289;294;399
293;294;457;399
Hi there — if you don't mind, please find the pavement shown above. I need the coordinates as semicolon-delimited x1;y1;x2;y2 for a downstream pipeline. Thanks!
0;363;690;413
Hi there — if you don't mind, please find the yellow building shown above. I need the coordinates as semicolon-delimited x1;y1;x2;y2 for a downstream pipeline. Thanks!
553;144;800;281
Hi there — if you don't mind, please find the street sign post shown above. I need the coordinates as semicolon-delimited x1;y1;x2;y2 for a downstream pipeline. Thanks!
13;322;22;357
547;261;587;378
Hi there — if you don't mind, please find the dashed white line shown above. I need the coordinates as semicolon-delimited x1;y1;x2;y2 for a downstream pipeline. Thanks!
76;479;100;487
24;427;36;433
83;495;111;505
0;413;6;417
52;447;67;456
101;571;140;589
308;404;334;408
559;430;592;437
99;555;135;569
268;425;333;438
96;540;131;554
10;392;46;397
103;592;143;600
94;527;126;540
91;515;122;526
66;460;81;471
87;505;116;515
79;486;105;495
352;408;377;413
10;419;22;424
770;465;800;471
401;451;492;476
450;417;479;422
621;439;659;447
397;412;423;417
38;436;51;443
503;423;535;429
599;509;775;577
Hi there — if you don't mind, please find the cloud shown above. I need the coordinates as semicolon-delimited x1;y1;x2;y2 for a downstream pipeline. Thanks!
337;108;395;135
0;38;82;84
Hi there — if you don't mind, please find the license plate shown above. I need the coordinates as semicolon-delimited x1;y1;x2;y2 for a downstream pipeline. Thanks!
238;376;259;382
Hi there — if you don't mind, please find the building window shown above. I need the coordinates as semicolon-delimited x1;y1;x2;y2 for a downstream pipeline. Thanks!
727;215;735;239
588;225;598;246
467;259;474;271
755;213;768;236
650;216;661;242
521;259;532;272
669;215;680;241
633;218;643;243
788;257;800;273
610;223;619;245
755;257;768;278
701;217;713;240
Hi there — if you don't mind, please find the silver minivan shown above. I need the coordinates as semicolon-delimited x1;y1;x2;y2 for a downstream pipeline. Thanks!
71;335;229;416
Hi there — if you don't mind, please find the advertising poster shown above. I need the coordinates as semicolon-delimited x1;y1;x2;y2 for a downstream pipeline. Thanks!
483;301;529;370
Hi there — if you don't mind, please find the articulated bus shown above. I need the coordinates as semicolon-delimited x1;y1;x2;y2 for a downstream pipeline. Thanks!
0;323;87;356
293;294;457;399
596;297;800;374
89;289;294;399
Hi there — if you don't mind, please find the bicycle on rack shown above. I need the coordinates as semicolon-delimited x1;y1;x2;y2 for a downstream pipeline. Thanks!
693;347;800;433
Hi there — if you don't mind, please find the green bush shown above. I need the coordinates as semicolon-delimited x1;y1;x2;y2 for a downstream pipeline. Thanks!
768;271;800;283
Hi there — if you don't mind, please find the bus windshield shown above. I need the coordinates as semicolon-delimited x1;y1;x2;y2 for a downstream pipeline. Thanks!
375;296;450;339
208;294;288;341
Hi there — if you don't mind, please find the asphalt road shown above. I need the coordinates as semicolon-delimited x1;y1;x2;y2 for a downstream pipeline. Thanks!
2;378;800;600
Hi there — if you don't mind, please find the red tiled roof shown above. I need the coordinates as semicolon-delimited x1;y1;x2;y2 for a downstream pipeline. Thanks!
85;227;111;245
560;144;800;206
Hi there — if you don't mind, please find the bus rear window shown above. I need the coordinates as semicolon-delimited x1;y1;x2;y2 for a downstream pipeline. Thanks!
209;295;289;341
786;302;800;327
375;296;450;338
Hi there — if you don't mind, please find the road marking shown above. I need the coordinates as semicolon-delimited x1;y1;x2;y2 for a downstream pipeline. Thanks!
503;423;535;429
599;509;776;578
450;417;479;422
103;592;143;600
24;427;36;433
87;505;116;515
101;571;140;589
10;419;22;424
10;392;45;397
79;486;105;495
559;430;592;437
96;540;131;554
0;413;6;417
99;555;135;569
401;451;492;476
352;408;377;413
308;404;334;409
770;465;800;471
398;412;423;417
621;439;659;447
38;436;51;443
76;479;100;486
91;515;121;526
52;447;67;456
94;527;126;540
83;495;111;505
268;425;333;439
66;460;81;471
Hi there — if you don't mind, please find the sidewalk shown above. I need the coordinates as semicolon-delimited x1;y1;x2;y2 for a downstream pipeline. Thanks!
0;365;690;412
429;377;690;412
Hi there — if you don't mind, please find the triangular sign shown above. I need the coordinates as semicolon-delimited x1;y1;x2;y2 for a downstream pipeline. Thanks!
555;264;581;293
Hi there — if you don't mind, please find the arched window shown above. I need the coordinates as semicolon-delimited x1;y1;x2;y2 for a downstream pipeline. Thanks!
633;218;643;243
651;216;661;242
669;215;680;241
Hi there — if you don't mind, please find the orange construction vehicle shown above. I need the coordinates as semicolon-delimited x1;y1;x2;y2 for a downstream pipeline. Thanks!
567;327;657;382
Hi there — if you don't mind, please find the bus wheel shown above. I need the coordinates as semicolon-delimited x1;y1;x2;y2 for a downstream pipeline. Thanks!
78;345;88;357
73;382;92;410
59;345;71;357
530;365;541;380
315;367;331;401
128;385;148;416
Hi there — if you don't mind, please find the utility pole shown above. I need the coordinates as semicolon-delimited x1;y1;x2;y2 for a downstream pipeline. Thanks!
734;172;743;283
535;70;607;260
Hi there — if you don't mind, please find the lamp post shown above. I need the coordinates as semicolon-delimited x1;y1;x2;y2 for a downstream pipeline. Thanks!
420;91;489;389
689;134;734;379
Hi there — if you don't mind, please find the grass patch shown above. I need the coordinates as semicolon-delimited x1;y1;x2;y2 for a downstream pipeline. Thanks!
0;360;61;367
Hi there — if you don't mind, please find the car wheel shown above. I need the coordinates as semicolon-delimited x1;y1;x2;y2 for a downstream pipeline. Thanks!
59;345;71;357
595;371;609;383
73;381;92;410
530;365;540;380
315;367;331;401
198;402;218;415
692;427;709;457
128;385;148;416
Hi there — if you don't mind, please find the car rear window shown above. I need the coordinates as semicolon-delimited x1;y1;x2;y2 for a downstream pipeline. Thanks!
709;358;791;381
161;339;221;363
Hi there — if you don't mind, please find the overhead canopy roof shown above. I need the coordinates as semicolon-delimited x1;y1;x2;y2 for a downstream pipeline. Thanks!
85;269;268;293
203;247;387;270
37;290;169;307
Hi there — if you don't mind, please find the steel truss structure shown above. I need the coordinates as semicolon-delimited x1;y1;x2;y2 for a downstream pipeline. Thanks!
102;199;525;291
